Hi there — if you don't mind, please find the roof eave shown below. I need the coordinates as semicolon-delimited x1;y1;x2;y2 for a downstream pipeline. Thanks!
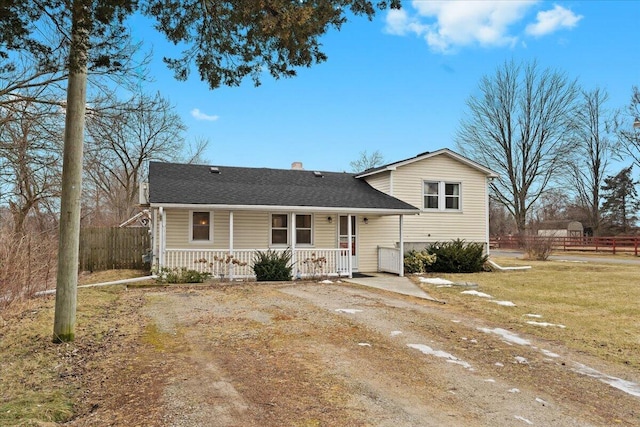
150;202;420;215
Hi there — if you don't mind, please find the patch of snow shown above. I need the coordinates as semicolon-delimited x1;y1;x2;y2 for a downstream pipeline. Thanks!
358;343;371;347
436;285;452;288
540;349;560;358
572;362;640;397
335;309;362;314
492;300;516;306
407;344;472;370
495;362;504;367
508;388;520;393
419;277;453;285
525;314;543;318
319;279;333;284
514;415;533;425
514;356;529;364
478;327;531;346
451;320;461;323
535;397;548;405
526;321;566;328
484;378;496;383
461;290;493;298
390;331;403;337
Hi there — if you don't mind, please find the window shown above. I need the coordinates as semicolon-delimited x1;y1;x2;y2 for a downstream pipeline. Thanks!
271;214;288;245
296;214;312;245
424;182;439;209
270;213;313;246
423;181;461;211
191;211;212;242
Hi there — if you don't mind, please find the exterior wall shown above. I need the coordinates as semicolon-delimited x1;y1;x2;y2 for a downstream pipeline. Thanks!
365;170;392;195
364;154;490;251
163;209;338;251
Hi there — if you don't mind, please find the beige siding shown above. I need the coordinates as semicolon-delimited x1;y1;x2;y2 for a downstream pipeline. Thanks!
163;210;339;250
365;154;489;249
365;170;391;194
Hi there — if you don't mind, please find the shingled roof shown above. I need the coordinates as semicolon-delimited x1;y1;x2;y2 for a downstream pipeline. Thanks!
148;162;420;214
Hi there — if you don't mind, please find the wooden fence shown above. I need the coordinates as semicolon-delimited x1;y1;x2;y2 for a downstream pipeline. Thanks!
79;227;151;271
490;235;640;256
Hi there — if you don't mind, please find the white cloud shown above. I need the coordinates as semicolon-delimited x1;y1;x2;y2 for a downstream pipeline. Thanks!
384;0;583;53
190;108;219;122
525;4;583;37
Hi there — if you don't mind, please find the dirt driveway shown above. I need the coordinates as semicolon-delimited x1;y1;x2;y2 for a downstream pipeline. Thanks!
68;281;640;426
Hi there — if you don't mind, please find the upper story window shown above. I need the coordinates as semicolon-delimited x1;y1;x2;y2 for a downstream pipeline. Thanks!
191;211;213;242
423;181;461;211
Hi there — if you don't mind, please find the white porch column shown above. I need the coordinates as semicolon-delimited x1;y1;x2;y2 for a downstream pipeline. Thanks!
152;208;158;268
347;214;353;278
399;215;404;277
229;211;234;280
158;207;165;267
291;213;297;278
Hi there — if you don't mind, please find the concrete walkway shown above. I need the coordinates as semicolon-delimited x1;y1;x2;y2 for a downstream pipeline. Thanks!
343;273;443;303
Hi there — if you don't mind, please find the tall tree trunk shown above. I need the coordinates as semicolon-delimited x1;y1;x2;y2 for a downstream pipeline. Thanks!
53;0;89;343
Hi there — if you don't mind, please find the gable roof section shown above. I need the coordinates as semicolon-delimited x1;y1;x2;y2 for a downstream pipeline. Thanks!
148;162;420;214
355;148;498;178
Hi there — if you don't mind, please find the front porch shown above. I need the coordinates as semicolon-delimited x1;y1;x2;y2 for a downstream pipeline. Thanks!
159;246;404;280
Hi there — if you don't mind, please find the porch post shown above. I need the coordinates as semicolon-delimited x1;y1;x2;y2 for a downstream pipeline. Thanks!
347;214;353;278
291;213;297;279
229;211;234;280
159;207;165;267
399;215;404;277
152;208;158;268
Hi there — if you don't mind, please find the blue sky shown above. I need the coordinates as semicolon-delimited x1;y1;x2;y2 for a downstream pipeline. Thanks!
130;1;639;173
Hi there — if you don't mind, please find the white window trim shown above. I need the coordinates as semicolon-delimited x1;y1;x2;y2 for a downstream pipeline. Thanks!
423;181;462;212
295;213;314;247
189;210;214;243
270;213;290;247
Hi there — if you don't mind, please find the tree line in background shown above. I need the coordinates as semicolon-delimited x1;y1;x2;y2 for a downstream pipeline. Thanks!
455;60;640;237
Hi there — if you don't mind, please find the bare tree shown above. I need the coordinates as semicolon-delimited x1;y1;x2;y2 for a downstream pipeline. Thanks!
568;88;614;236
0;97;63;234
84;92;197;224
615;86;640;168
350;150;385;172
456;60;580;235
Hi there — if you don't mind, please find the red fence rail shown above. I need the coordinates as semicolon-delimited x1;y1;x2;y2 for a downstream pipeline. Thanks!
490;235;640;256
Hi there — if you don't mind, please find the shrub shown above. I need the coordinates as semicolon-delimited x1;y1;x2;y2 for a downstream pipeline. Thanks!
404;250;437;274
253;249;293;281
155;267;211;284
524;236;554;260
425;239;488;273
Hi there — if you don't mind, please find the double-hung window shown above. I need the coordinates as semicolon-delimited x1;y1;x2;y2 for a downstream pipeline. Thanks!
270;213;313;246
423;181;461;211
191;211;213;242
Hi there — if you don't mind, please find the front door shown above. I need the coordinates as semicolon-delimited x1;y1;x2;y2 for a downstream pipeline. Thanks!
339;215;358;271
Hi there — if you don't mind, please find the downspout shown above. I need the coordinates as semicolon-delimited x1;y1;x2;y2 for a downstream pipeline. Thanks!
399;215;404;277
485;177;492;256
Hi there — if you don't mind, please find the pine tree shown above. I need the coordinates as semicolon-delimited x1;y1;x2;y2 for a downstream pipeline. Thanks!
600;166;640;233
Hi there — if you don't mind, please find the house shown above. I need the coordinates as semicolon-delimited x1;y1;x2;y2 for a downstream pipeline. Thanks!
537;220;584;238
142;148;497;279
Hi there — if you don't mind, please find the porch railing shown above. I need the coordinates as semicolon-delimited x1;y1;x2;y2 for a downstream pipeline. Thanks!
378;246;402;275
162;248;351;280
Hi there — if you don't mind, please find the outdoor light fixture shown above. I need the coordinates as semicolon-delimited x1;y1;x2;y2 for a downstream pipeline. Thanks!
363;217;369;224
327;216;333;224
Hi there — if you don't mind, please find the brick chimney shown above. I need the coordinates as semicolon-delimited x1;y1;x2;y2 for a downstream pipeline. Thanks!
291;161;303;170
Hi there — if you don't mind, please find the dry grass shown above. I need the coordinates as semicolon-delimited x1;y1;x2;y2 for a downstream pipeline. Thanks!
413;256;640;370
0;270;146;426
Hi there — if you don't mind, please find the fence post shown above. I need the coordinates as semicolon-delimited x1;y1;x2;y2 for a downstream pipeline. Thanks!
612;238;616;255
